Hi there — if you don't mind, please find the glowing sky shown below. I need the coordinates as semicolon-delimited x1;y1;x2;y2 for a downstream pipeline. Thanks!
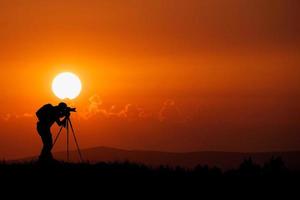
0;0;299;159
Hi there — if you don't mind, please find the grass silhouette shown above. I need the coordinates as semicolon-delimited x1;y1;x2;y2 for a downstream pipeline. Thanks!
0;157;299;195
0;157;298;180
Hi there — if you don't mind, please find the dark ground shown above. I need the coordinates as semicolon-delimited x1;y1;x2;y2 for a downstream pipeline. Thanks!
0;157;299;197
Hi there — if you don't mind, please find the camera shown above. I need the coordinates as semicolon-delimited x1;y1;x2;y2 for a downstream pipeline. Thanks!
61;106;76;117
66;107;76;113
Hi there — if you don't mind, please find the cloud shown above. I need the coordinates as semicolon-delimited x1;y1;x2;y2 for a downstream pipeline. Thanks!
17;113;34;118
82;95;187;123
119;104;147;120
80;94;108;119
158;100;185;123
88;94;103;114
23;113;34;117
1;114;12;121
1;113;34;121
81;94;147;120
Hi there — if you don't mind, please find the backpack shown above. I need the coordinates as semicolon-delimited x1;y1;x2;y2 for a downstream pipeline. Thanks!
36;104;54;121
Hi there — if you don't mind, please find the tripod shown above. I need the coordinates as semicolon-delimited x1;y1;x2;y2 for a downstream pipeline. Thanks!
52;116;83;162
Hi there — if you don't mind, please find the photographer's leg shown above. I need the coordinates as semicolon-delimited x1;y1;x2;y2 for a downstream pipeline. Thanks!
38;130;53;161
44;130;53;160
39;134;48;161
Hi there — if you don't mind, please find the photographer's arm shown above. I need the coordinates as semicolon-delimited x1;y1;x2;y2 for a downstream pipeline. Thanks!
56;117;67;127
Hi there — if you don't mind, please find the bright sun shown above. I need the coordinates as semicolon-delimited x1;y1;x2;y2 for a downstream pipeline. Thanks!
52;72;82;100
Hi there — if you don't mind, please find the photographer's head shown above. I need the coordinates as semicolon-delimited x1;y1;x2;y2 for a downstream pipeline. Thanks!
57;102;68;117
57;102;76;118
58;102;67;109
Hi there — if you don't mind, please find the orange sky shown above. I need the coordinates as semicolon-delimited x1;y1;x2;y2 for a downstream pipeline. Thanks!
0;0;299;159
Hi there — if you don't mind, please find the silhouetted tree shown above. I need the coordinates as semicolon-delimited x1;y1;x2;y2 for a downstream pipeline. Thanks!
237;157;261;177
263;156;287;176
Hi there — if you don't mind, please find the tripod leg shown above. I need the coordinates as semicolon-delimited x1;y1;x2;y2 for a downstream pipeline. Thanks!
67;119;69;161
68;119;83;162
52;126;64;150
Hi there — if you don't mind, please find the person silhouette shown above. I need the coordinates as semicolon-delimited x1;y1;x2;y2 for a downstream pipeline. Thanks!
36;102;69;162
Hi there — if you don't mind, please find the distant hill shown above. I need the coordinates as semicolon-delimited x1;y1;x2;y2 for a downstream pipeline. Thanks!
23;146;300;170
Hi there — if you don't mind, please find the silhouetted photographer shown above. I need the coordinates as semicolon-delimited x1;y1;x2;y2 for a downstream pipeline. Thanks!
36;102;76;162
